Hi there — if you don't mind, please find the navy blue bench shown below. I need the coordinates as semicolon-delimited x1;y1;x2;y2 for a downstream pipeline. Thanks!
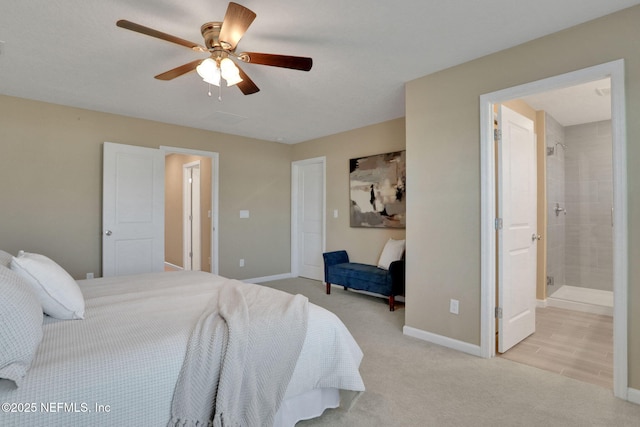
323;250;405;311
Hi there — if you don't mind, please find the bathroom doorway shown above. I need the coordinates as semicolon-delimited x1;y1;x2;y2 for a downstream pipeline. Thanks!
479;60;628;399
502;79;615;389
497;79;614;389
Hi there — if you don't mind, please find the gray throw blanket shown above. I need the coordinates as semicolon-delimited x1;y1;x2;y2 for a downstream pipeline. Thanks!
168;280;308;427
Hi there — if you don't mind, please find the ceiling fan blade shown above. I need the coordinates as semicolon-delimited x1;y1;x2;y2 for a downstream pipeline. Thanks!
235;64;260;95
154;59;203;80
239;52;312;71
218;2;256;51
117;19;207;52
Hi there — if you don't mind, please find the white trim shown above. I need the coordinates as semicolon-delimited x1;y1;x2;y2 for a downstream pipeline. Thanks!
182;160;201;270
403;326;482;357
536;299;548;308
628;388;640;406
244;272;295;284
160;146;220;275
164;261;183;271
479;59;628;400
291;157;327;278
546;298;613;316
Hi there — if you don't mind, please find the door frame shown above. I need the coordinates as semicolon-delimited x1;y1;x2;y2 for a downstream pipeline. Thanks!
479;59;628;399
161;146;219;275
291;156;326;277
183;160;201;270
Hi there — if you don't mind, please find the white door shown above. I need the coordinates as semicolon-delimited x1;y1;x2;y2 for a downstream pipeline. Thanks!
103;142;165;277
183;162;201;270
497;105;538;353
295;160;325;280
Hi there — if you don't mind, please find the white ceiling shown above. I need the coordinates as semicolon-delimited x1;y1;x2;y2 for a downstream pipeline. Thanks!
521;78;612;126
0;1;636;143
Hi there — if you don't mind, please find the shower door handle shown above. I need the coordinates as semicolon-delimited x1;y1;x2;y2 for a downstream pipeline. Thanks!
531;233;541;242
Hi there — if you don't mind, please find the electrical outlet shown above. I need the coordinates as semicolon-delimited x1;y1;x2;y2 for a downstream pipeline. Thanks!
449;299;459;315
86;272;94;279
239;259;245;267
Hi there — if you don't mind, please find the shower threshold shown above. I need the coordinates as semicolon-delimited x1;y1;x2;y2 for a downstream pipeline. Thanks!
547;285;613;316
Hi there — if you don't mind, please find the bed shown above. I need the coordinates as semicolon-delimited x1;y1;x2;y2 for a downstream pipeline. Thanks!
0;254;365;427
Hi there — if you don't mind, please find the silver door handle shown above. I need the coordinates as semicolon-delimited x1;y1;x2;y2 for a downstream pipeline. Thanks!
104;230;112;236
531;233;541;242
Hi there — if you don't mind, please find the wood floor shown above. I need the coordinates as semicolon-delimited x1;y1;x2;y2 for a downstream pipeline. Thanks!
499;306;613;389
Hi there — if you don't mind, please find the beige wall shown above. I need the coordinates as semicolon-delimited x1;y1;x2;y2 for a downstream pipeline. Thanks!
165;153;212;271
0;95;292;280
406;6;640;387
535;110;548;300
292;118;406;265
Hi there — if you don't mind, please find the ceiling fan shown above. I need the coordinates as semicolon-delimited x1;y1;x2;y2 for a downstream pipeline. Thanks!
116;2;313;95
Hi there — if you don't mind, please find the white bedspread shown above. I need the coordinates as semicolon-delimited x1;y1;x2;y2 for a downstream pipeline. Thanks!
0;271;365;427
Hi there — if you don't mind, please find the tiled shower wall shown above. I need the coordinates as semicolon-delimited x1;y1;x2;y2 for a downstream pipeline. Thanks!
545;113;566;292
564;120;613;292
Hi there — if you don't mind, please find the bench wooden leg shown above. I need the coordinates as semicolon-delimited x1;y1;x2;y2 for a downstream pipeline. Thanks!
325;282;331;294
389;295;395;311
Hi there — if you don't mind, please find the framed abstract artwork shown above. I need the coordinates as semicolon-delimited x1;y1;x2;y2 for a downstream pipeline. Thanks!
349;150;406;228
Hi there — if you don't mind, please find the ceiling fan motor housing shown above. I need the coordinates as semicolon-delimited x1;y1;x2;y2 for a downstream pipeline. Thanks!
201;22;231;52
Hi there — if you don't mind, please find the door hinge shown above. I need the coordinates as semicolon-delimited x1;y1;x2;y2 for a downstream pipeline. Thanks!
495;218;503;230
495;307;503;319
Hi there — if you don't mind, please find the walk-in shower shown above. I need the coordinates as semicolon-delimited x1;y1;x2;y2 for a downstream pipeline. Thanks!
544;113;613;316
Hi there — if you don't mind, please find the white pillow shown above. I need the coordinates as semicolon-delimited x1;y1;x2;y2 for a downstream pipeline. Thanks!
0;265;44;387
377;238;405;270
10;251;85;320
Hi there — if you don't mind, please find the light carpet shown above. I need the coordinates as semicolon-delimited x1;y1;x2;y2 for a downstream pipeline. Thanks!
260;277;640;427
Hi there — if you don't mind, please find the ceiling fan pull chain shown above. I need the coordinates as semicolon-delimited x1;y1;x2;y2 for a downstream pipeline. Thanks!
207;84;212;97
218;83;223;102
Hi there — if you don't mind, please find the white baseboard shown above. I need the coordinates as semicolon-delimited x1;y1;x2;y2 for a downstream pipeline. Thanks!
546;297;613;316
403;325;482;357
628;387;640;405
164;262;183;271
537;299;548;308
245;272;294;284
329;284;405;302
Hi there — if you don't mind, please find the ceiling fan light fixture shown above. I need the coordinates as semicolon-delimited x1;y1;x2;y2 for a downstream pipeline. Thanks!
220;58;243;86
197;58;221;86
117;2;312;95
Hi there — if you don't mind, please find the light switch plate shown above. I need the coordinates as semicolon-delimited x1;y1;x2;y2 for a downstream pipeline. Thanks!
449;299;459;315
239;210;249;218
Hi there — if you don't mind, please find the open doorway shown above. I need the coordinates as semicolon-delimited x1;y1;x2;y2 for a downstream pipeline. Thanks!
479;60;628;399
496;81;615;388
162;147;219;274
